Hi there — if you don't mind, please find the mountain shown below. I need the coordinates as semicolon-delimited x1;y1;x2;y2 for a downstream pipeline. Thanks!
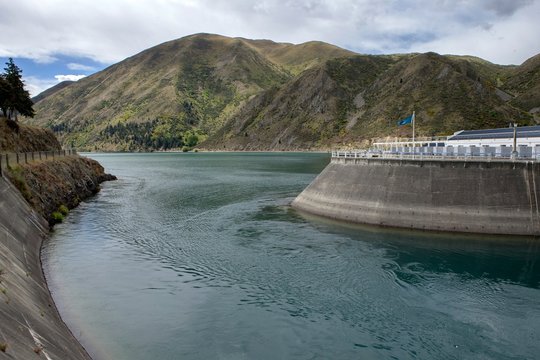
27;33;539;151
203;52;536;150
202;55;398;150
500;53;540;120
29;33;353;151
241;39;356;75
32;80;74;103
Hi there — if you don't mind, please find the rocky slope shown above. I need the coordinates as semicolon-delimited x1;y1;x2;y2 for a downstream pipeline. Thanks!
6;156;116;224
501;53;540;120
203;52;535;150
1;117;116;224
27;33;539;151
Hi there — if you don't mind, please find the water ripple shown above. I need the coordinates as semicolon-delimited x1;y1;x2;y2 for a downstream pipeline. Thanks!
44;153;540;360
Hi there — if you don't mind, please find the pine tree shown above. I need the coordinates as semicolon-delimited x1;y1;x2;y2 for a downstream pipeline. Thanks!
0;58;34;120
0;76;8;117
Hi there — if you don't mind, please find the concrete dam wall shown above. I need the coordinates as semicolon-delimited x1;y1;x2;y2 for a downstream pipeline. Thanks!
0;177;91;359
292;157;540;235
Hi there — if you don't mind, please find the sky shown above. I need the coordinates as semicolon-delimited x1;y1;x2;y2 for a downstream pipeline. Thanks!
1;0;539;96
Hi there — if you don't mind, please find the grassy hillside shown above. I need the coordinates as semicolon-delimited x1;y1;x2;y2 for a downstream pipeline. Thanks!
500;54;540;120
29;33;354;151
0;117;61;152
349;53;531;138
202;52;537;150
31;80;74;103
244;39;355;75
27;34;539;151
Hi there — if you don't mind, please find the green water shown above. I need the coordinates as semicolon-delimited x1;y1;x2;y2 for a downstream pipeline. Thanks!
43;153;540;359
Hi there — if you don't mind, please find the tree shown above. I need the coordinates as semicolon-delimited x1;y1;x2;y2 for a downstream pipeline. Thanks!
0;75;9;117
183;130;199;148
0;58;34;120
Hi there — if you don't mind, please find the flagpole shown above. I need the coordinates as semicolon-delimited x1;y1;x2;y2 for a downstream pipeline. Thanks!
412;111;415;154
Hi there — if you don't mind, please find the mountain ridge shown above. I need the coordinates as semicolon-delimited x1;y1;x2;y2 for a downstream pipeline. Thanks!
28;33;539;151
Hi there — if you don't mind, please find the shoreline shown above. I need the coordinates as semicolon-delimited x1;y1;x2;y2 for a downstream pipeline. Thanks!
78;149;333;154
39;230;94;359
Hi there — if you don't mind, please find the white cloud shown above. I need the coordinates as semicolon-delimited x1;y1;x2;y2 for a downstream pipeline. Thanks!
403;0;540;64
54;74;86;82
0;0;538;65
23;74;86;97
24;76;58;97
67;63;96;71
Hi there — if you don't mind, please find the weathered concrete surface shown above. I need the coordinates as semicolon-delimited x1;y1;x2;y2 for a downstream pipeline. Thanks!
0;177;91;359
292;158;540;235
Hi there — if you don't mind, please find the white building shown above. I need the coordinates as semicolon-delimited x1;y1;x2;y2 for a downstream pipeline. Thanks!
446;125;540;147
370;125;540;159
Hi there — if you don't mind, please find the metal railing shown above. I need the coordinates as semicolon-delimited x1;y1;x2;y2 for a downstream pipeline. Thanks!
371;136;449;146
332;149;540;162
0;149;77;176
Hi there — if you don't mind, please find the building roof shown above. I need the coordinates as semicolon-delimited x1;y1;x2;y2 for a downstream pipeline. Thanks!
448;125;540;141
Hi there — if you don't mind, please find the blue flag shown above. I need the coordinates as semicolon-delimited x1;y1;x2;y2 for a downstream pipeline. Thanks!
397;115;413;126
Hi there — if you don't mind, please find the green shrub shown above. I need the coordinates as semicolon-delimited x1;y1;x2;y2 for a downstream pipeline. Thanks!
0;342;7;352
51;211;64;223
183;131;199;147
182;146;190;152
58;204;69;216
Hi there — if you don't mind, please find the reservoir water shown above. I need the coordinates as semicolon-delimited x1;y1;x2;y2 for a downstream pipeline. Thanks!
43;153;540;359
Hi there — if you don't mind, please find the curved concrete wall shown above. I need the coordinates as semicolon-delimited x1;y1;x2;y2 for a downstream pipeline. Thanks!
0;177;91;359
292;158;540;235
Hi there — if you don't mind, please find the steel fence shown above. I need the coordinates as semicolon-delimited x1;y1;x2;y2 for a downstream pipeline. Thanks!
0;149;77;176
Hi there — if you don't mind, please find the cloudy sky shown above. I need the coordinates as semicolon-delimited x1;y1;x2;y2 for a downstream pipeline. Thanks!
1;0;539;96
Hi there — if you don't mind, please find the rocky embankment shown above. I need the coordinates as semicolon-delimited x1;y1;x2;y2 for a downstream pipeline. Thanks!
0;118;115;358
6;155;116;225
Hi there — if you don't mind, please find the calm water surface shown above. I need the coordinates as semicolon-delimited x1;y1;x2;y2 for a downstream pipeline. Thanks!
43;153;540;360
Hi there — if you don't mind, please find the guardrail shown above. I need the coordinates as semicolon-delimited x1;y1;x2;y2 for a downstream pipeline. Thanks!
332;150;540;162
0;149;77;176
371;136;449;145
